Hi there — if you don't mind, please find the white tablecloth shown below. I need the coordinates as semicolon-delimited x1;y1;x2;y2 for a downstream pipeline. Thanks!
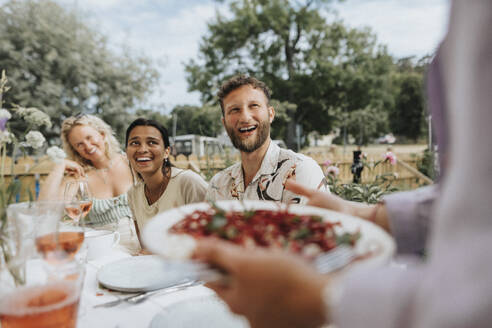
76;249;215;328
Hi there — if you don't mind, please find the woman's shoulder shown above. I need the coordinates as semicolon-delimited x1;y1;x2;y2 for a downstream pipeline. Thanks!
127;181;145;198
172;168;205;182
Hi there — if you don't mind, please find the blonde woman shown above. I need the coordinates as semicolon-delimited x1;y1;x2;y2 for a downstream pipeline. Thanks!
39;114;140;254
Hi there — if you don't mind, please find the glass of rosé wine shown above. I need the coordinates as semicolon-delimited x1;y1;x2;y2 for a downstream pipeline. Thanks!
58;181;93;261
0;260;85;328
24;201;84;264
63;180;93;224
9;201;66;263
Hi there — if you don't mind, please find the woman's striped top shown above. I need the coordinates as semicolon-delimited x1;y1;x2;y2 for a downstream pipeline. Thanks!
85;193;133;226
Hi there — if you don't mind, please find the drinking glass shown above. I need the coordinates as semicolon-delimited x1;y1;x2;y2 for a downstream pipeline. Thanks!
64;180;93;224
6;201;66;264
0;261;85;328
62;181;93;262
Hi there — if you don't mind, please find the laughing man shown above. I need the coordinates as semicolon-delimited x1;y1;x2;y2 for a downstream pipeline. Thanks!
206;75;328;204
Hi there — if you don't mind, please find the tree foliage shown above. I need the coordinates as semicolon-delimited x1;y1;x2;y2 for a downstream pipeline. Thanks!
171;105;223;137
133;109;171;129
345;106;388;145
185;0;398;149
269;99;296;140
388;57;428;141
0;0;159;143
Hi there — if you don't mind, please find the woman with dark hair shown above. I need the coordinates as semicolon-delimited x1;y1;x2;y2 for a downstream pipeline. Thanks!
126;118;208;240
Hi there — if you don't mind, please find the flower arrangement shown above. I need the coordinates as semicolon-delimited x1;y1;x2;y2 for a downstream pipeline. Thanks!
0;70;65;285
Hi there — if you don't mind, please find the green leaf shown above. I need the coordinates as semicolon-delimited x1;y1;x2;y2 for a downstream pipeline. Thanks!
294;227;311;240
206;214;228;232
336;231;361;245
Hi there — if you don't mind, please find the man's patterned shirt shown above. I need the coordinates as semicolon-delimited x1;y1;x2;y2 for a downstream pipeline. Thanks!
206;141;328;204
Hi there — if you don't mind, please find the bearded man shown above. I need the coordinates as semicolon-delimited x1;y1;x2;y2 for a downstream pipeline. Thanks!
206;75;328;203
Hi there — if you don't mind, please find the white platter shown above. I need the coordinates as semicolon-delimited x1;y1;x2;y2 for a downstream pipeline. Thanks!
142;200;396;268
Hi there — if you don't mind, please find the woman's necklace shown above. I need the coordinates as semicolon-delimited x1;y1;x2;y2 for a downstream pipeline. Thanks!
96;158;114;184
144;174;170;205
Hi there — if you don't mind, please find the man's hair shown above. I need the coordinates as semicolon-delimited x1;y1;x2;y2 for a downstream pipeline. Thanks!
218;75;272;115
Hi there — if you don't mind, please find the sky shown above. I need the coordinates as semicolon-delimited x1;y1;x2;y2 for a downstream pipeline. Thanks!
4;0;451;113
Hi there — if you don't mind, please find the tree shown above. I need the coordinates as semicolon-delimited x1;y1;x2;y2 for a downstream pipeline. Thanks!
185;0;395;149
346;106;388;145
269;99;295;140
133;109;171;129
0;0;159;143
390;72;425;141
388;56;428;141
171;105;223;137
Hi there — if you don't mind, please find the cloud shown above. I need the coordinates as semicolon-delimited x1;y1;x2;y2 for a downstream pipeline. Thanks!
1;0;450;112
61;0;219;111
332;0;450;58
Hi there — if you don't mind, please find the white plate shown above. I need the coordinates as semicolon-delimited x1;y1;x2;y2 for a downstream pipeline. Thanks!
142;200;396;268
97;255;186;292
149;295;249;328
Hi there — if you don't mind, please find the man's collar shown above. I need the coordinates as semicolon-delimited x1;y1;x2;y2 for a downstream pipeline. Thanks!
256;140;280;176
248;141;280;184
229;140;281;186
170;166;183;178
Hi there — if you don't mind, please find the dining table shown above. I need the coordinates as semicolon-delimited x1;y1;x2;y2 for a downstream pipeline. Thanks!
83;248;221;328
24;246;219;328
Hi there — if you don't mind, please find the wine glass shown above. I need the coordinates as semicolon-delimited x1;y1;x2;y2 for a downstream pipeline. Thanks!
13;201;66;263
64;180;93;224
0;260;85;328
61;181;92;261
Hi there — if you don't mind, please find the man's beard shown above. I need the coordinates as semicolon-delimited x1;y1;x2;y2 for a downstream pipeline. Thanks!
226;120;270;153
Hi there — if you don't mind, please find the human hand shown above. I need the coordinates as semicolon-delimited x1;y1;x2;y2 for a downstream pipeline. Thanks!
285;179;390;231
285;179;355;216
193;239;328;328
63;159;85;178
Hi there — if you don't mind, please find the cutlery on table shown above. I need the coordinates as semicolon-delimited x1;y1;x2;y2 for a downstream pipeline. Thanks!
126;280;203;304
93;280;199;308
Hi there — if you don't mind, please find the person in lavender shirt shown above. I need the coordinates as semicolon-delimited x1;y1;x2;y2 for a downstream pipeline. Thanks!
193;1;492;327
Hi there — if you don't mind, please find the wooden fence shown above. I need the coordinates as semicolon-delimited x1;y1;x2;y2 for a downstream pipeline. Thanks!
2;152;432;202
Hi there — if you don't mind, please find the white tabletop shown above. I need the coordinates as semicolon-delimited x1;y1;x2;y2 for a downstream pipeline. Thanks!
76;249;215;328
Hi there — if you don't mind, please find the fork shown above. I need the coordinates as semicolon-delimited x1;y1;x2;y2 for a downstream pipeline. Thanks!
313;245;356;274
185;245;356;284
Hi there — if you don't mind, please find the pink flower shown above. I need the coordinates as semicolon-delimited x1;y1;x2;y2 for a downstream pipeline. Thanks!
383;151;397;165
325;165;340;176
323;159;332;166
